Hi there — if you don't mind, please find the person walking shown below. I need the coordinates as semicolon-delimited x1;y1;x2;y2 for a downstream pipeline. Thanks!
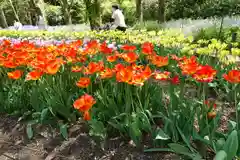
111;4;127;32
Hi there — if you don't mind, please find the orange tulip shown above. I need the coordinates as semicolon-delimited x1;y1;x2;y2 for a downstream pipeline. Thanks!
141;42;154;55
26;70;43;81
179;56;199;75
3;61;17;68
107;55;117;62
131;64;144;71
73;94;96;112
100;68;114;79
170;55;185;61
46;61;61;75
122;52;139;63
100;42;113;54
151;55;169;67
153;71;171;81
130;74;145;86
223;70;240;83
71;66;83;72
84;62;99;75
76;56;87;63
114;63;125;72
141;65;152;79
121;44;137;51
76;77;91;88
97;61;105;72
116;67;132;83
180;63;199;76
83;111;91;121
7;70;23;80
192;65;216;83
207;111;217;119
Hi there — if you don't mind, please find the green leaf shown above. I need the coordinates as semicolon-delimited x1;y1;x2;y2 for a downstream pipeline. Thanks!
108;120;125;133
168;143;194;158
168;143;190;153
176;124;195;152
139;112;151;132
223;130;238;160
228;120;237;132
192;154;203;160
214;150;227;160
208;82;218;88
60;124;68;140
40;108;49;122
129;121;142;146
216;138;226;151
237;102;240;112
144;148;174;152
155;128;170;140
237;130;240;156
26;124;33;139
89;120;106;140
32;112;41;119
192;130;210;145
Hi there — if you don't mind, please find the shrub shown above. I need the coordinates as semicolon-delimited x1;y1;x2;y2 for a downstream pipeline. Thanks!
194;26;240;43
45;5;64;26
133;21;163;31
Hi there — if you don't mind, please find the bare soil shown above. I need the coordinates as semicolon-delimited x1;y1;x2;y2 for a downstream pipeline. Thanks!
0;86;234;160
0;114;179;160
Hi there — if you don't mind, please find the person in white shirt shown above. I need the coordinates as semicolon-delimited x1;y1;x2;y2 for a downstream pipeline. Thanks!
111;4;127;32
38;16;46;30
13;20;22;31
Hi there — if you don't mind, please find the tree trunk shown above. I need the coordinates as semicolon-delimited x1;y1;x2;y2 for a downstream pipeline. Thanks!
84;0;101;30
37;0;48;28
136;0;143;22
28;12;32;25
0;7;8;28
84;0;93;29
94;0;101;25
29;0;40;25
9;0;20;22
60;0;73;25
158;0;165;23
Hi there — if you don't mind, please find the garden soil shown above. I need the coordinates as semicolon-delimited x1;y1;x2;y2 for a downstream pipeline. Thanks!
0;114;179;160
0;86;235;160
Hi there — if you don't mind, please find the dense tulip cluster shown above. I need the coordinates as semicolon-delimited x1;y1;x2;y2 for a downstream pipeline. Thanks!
0;38;239;123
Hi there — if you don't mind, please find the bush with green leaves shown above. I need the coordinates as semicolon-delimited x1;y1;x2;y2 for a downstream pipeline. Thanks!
133;21;163;31
45;5;64;26
194;26;240;43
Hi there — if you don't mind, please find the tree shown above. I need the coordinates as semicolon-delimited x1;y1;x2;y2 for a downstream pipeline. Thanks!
8;0;20;21
0;7;8;28
84;0;101;30
136;0;143;22
58;0;73;24
158;0;165;22
37;0;48;27
28;0;41;25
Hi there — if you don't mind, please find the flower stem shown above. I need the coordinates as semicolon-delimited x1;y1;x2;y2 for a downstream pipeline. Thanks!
234;87;238;130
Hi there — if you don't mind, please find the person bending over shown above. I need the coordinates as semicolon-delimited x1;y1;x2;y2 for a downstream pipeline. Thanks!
111;4;127;32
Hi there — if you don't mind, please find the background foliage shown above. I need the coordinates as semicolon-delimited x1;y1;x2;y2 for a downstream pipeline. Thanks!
0;0;239;28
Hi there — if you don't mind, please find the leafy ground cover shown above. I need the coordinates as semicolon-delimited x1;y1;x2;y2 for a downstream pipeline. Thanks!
0;30;240;159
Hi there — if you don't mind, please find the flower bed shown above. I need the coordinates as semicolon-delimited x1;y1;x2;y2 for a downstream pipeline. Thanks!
0;29;240;64
0;35;240;159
